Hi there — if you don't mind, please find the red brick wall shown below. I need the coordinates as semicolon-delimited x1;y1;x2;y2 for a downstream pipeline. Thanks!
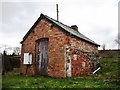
71;48;92;77
67;37;98;77
21;18;98;77
21;19;68;77
69;36;98;53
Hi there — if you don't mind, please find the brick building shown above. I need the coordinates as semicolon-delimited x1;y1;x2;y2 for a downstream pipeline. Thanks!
20;14;100;78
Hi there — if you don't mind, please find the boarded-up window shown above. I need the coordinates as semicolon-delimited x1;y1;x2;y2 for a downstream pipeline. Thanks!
23;53;32;64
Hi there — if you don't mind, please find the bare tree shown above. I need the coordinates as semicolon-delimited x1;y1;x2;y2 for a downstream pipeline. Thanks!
13;47;21;55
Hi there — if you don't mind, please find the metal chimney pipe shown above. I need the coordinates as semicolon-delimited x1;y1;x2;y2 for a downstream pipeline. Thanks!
56;4;59;21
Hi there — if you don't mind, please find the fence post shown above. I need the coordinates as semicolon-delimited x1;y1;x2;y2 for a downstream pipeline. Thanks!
2;51;6;75
0;53;2;75
0;53;2;90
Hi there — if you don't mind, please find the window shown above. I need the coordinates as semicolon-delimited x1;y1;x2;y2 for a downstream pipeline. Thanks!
23;53;32;64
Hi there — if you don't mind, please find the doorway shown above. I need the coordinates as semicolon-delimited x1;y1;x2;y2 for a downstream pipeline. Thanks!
37;38;48;76
65;46;72;77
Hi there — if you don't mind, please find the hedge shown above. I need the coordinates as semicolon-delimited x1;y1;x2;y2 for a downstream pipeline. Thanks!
3;55;20;72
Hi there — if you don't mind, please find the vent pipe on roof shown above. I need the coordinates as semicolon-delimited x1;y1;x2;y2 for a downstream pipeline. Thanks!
56;4;59;21
71;25;78;32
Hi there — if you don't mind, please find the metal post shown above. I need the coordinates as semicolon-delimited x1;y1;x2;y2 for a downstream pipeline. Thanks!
56;4;59;21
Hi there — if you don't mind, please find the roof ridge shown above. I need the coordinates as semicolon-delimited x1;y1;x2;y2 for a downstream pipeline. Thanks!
43;14;98;45
21;13;100;46
44;14;73;29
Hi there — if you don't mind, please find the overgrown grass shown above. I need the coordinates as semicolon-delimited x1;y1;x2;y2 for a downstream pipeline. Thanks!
2;58;120;89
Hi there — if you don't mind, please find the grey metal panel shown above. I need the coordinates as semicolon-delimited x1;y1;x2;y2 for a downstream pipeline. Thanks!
21;13;99;46
44;15;99;46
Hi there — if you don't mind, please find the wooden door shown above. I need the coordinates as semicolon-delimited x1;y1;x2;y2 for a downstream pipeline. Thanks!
38;38;48;76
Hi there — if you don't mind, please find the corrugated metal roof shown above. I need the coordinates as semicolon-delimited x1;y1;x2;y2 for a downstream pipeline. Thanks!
21;13;99;46
44;14;99;46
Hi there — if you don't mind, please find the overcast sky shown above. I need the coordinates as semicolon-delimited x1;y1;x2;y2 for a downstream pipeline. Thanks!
0;0;119;52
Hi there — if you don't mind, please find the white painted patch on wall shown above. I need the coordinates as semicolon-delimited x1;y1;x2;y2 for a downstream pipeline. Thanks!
64;45;72;78
73;54;77;60
82;62;86;67
66;62;71;77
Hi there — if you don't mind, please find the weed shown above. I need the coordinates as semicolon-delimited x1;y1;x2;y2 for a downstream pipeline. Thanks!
2;58;120;89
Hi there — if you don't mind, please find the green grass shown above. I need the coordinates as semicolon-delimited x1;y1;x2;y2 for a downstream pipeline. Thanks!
2;58;120;89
